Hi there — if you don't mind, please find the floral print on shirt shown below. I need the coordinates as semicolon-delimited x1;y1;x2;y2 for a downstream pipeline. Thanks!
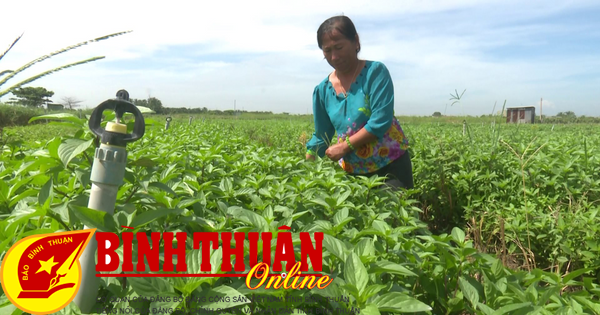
338;117;409;174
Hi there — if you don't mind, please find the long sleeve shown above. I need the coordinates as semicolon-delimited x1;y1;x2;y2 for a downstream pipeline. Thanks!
306;85;335;157
364;62;394;139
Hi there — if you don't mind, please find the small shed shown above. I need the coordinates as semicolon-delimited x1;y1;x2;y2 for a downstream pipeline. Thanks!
47;103;64;111
506;106;535;124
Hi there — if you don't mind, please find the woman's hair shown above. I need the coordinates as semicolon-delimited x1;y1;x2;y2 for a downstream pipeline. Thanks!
317;15;360;53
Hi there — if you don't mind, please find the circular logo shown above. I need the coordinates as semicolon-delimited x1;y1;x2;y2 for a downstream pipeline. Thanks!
0;229;95;314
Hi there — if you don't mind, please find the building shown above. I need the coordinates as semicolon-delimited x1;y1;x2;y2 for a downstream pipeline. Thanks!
47;103;64;111
506;106;535;124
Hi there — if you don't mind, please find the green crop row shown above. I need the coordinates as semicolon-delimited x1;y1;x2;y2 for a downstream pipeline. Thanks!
0;113;599;314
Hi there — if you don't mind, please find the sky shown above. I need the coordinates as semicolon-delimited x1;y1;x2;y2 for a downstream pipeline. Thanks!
1;0;599;116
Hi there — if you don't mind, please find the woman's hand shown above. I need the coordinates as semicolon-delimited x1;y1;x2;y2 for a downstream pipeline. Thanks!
325;142;351;161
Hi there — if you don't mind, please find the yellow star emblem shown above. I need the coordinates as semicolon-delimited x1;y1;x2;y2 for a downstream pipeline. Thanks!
36;256;59;275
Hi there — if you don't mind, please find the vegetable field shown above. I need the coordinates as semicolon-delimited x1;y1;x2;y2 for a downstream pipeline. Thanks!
1;113;599;314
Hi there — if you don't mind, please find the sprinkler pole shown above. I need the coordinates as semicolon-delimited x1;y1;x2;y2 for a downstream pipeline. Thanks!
73;90;145;313
165;116;172;130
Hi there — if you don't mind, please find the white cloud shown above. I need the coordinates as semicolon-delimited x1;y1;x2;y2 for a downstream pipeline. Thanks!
1;0;599;116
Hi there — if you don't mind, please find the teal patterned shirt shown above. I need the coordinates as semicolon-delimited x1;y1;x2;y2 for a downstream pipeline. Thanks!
306;60;409;174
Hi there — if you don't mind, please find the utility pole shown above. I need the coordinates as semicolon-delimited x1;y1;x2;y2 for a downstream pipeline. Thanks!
540;97;543;123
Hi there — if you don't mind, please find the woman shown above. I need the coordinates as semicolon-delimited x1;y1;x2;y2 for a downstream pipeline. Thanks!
306;15;414;190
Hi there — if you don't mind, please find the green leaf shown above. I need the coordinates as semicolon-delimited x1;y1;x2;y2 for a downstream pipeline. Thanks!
477;302;496;315
372;292;432;313
130;208;181;228
8;176;34;199
47;137;62;160
0;302;18;315
71;206;118;232
129;277;174;296
362;284;386;301
344;252;368;298
5;206;45;237
38;177;53;207
177;198;200;209
309;197;331;210
538;286;560;306
135;105;155;113
226;206;267;229
459;276;480;307
361;304;381;315
219;177;233;193
20;229;55;238
28;113;85;125
176;249;210;295
148;181;177;197
353;238;375;260
562;267;593;284
451;227;465;244
333;207;349;225
132;157;156;167
572;296;600;313
492;259;505;279
335;217;354;230
372;220;390;235
0;238;13;259
0;180;8;204
525;283;538;304
370;260;417;277
491;302;533;315
496;277;507;294
322;234;347;261
58;139;93;167
9;188;38;208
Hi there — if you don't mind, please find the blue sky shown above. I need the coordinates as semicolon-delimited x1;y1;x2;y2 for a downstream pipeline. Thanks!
1;0;599;116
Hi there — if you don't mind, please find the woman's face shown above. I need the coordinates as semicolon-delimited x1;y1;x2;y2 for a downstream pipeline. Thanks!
321;29;358;73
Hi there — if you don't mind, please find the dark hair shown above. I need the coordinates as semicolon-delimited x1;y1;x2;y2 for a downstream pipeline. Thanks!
317;15;360;53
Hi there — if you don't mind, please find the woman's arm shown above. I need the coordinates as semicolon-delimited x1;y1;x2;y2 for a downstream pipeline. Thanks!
325;128;377;161
361;62;395;139
306;85;335;160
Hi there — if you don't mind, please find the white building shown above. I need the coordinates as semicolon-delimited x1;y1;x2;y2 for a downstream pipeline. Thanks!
506;106;535;124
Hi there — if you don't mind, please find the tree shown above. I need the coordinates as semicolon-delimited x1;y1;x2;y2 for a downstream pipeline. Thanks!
147;97;164;113
8;86;54;107
132;97;164;114
557;111;576;118
432;111;442;117
61;96;83;109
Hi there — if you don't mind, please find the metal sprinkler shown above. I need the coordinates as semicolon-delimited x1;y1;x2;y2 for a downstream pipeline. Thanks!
72;89;145;313
165;116;172;130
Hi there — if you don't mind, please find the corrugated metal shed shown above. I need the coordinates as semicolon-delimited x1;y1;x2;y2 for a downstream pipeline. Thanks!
506;106;535;124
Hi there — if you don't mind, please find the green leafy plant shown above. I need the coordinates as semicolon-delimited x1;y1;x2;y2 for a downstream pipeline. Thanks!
449;88;466;117
1;115;599;314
